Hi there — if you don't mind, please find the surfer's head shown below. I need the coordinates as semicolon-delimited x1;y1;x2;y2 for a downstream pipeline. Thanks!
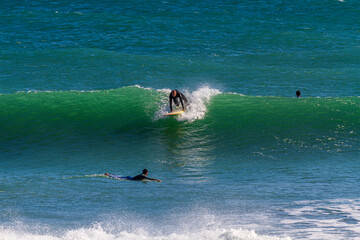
171;90;177;97
142;169;148;175
296;90;301;98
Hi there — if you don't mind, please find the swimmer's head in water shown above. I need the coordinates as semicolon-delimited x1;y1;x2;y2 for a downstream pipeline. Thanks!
143;169;148;175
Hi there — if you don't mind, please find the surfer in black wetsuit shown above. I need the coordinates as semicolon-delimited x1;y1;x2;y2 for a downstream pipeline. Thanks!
104;169;161;182
131;169;162;182
296;90;301;98
169;89;188;112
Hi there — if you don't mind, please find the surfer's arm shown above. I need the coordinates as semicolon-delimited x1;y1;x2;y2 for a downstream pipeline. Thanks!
180;93;188;104
144;176;162;182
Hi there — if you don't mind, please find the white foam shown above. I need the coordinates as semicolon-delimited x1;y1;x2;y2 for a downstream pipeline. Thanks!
178;86;221;122
62;174;104;179
0;225;291;240
0;209;293;240
154;86;221;121
281;198;360;240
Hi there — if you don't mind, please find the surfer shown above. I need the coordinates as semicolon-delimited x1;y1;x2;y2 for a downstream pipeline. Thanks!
169;89;188;112
104;169;162;182
296;90;301;98
132;169;162;182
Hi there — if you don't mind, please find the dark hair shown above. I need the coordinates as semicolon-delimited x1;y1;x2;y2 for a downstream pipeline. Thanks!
296;90;301;97
142;169;148;174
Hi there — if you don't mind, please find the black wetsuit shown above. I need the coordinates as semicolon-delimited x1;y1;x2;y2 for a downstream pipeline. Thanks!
131;174;158;181
169;90;188;111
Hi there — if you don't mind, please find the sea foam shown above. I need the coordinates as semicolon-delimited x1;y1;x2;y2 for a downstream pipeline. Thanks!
155;86;221;122
0;225;291;240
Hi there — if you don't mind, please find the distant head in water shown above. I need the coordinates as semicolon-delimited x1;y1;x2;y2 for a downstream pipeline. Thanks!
296;90;301;98
142;169;148;175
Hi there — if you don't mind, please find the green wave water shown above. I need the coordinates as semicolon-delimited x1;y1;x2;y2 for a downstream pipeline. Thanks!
1;86;358;153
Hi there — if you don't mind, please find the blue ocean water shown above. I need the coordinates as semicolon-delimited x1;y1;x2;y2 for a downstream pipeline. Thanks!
1;1;359;239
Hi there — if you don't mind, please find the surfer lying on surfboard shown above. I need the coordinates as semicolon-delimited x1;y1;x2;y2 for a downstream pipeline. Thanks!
169;89;188;112
104;169;162;182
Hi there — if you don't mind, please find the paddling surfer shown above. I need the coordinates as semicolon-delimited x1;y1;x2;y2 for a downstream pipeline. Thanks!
104;169;162;182
132;169;161;182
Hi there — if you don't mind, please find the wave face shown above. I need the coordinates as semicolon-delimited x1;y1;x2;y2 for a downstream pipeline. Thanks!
1;86;359;154
0;86;164;139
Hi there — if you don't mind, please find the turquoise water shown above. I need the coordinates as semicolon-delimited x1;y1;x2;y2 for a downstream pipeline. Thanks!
1;1;360;239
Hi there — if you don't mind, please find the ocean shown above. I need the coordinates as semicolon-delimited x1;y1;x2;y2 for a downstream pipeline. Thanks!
1;0;359;239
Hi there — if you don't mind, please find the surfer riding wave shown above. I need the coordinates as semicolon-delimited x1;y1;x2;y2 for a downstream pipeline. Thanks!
169;89;188;112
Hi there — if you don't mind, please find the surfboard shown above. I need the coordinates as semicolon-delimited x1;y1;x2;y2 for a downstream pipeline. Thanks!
163;110;184;116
